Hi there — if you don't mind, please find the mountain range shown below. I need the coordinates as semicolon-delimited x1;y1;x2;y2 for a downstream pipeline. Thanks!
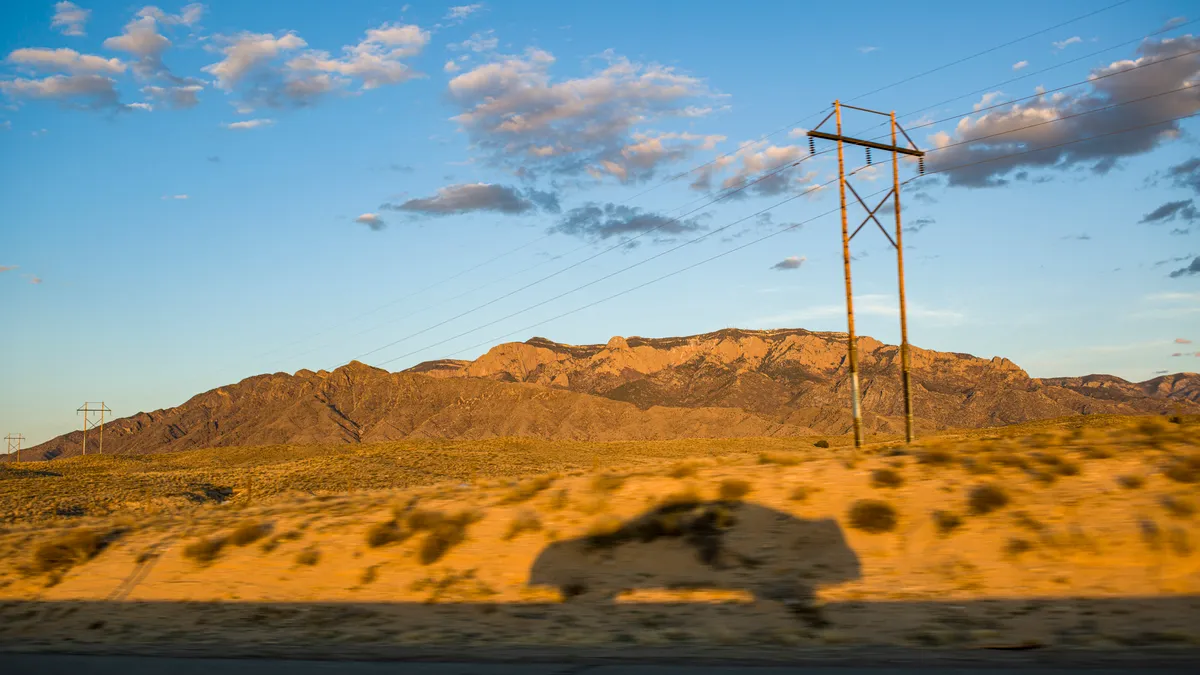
14;328;1198;461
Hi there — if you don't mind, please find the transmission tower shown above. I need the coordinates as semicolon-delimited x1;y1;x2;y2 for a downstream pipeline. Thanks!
4;434;23;463
808;101;924;448
77;402;111;456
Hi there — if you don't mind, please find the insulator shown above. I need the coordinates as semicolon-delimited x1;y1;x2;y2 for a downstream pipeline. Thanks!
808;137;816;155
919;157;925;175
866;147;872;165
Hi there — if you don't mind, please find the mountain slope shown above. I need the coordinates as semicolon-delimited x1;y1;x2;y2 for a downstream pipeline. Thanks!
18;361;815;461
16;328;1198;462
404;328;1199;429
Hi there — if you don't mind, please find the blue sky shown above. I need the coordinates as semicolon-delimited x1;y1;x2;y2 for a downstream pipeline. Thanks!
2;0;1199;445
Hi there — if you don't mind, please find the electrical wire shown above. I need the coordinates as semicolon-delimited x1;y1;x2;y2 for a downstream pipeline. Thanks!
254;1;1138;365
365;94;1200;367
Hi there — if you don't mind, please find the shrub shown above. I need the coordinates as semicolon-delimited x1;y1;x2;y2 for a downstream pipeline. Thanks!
1161;495;1196;519
590;473;625;493
967;484;1009;516
660;485;701;508
548;489;569;511
504;510;543;540
1012;511;1045;532
814;440;830;449
417;510;481;565
34;529;104;574
365;520;406;548
1137;417;1169;438
669;462;699;478
991;453;1029;470
229;521;270;547
932;510;962;536
1163;455;1200;484
960;457;995;475
789;486;810;501
1005;538;1034;557
870;468;904;489
916;448;954;466
498;475;556;505
718;478;752;502
759;451;803;466
1116;475;1144;490
183;536;227;565
1080;446;1113;460
295;547;320;566
847;500;898;534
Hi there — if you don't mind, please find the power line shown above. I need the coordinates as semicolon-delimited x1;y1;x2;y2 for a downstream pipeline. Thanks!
439;111;1200;364
845;0;1134;104
253;1;1136;367
367;95;1199;368
860;16;1199;136
347;154;821;366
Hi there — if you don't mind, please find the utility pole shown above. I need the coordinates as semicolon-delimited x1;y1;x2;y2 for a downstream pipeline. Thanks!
808;101;925;447
4;434;23;463
77;402;111;456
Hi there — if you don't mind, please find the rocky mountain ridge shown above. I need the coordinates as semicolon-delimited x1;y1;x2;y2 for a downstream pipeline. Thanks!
13;328;1197;461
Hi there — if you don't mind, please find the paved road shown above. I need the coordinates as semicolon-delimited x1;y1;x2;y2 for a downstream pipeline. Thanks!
3;654;1199;674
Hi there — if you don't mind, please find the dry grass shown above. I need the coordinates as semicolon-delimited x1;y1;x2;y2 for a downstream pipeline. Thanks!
932;510;962;536
229;520;270;547
590;473;625;494
758;451;803;466
1161;495;1196;519
870;468;904;488
33;529;106;574
847;500;898;533
967;484;1009;516
497;474;556;505
717;478;752;501
295;546;320;566
503;510;542;540
183;536;227;565
1117;475;1145;490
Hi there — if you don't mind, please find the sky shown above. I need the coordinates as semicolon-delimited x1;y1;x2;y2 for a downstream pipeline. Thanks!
2;0;1199;445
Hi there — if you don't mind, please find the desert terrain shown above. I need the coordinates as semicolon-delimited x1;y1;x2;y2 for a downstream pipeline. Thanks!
1;413;1197;656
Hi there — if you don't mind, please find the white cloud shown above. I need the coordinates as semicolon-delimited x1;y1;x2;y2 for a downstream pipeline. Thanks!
354;213;385;230
771;255;806;270
128;102;153;111
448;48;715;177
449;30;498;53
446;4;483;21
224;118;273;129
142;84;202;109
51;2;90;37
858;46;879;54
0;74;121;109
690;141;818;197
203;32;307;90
1053;36;1082;50
444;60;461;73
925;35;1200;187
7;48;125;75
286;23;429;90
1012;60;1029;71
594;131;726;183
161;193;188;199
0;120;9;130
136;3;205;27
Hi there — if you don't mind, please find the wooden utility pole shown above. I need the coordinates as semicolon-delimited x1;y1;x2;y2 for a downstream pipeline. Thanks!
77;402;111;456
4;434;23;463
808;101;925;447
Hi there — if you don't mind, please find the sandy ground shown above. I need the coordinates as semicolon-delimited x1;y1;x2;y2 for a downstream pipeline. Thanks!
1;424;1198;652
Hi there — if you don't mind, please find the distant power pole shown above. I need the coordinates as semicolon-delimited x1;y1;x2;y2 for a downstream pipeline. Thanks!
77;402;112;456
4;434;24;463
808;101;925;448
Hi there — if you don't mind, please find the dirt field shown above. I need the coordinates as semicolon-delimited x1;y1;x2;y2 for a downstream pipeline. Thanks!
0;415;1197;652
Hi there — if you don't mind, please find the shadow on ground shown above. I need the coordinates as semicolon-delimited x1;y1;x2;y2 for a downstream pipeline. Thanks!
1;501;1198;657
